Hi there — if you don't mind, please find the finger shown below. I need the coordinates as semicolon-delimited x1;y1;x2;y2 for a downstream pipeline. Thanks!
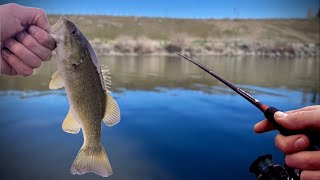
1;49;33;77
274;110;320;130
301;170;320;180
0;54;17;76
286;105;320;114
16;31;52;61
275;134;310;154
11;4;51;31
285;151;320;170
28;25;56;50
3;38;42;68
253;109;305;133
254;119;275;133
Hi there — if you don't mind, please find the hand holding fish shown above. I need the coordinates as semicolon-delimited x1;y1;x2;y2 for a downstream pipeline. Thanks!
254;105;320;180
0;3;56;76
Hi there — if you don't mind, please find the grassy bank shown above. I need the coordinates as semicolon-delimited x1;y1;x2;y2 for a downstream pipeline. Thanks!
48;15;320;56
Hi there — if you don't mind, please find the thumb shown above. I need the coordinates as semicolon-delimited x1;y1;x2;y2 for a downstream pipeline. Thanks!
274;110;320;130
14;4;51;32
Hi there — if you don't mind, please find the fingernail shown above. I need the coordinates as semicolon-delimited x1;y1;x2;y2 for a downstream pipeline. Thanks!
2;49;9;57
16;31;26;40
28;26;37;35
274;111;288;119
3;38;14;47
294;138;306;149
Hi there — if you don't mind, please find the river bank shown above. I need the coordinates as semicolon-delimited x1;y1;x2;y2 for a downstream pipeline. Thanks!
48;15;320;57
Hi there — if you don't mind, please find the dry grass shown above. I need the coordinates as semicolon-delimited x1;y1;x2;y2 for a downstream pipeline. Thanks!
110;36;156;54
49;15;319;56
48;15;320;44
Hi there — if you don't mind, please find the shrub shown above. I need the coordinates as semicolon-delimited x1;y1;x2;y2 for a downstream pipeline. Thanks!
164;33;192;53
134;36;154;54
113;36;135;53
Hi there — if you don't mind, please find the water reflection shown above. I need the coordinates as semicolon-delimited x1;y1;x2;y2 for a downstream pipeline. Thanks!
0;56;319;179
1;56;319;93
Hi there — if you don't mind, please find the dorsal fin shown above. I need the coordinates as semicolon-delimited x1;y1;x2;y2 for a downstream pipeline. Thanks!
100;65;112;91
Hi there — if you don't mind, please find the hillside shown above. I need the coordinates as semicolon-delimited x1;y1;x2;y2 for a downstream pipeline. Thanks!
48;15;320;56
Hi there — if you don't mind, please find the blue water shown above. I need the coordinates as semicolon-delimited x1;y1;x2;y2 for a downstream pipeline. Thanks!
0;56;319;179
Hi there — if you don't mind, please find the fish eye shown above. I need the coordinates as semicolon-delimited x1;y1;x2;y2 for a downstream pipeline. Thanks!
71;29;76;35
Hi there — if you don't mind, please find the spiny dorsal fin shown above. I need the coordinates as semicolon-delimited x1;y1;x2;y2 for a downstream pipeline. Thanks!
49;71;64;89
103;91;120;127
100;65;112;91
62;110;81;134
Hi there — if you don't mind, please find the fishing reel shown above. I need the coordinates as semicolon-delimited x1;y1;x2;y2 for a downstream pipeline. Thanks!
249;154;300;180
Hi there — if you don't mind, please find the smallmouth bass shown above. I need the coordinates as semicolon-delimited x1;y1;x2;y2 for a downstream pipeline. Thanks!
49;15;120;177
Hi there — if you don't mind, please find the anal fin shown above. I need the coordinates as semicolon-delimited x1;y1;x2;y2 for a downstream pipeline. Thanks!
62;110;81;134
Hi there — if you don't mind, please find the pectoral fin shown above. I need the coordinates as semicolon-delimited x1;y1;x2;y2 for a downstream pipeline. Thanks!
103;92;120;126
49;71;64;89
62;110;80;134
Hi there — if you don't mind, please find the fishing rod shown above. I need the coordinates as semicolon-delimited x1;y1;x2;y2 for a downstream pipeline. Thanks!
176;53;319;151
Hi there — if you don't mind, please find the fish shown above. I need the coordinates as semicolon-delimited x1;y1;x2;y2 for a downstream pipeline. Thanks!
49;15;120;177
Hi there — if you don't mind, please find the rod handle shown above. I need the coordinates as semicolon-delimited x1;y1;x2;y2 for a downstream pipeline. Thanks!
264;106;320;151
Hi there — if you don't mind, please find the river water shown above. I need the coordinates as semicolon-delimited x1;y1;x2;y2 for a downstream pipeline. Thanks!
0;55;319;180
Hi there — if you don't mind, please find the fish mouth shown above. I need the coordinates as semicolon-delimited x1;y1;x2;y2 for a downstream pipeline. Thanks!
51;15;66;33
50;15;67;41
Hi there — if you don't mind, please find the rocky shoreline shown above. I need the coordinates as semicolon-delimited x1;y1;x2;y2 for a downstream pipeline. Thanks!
90;38;319;57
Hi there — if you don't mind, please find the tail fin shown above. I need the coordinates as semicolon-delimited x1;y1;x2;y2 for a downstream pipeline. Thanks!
70;144;112;177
